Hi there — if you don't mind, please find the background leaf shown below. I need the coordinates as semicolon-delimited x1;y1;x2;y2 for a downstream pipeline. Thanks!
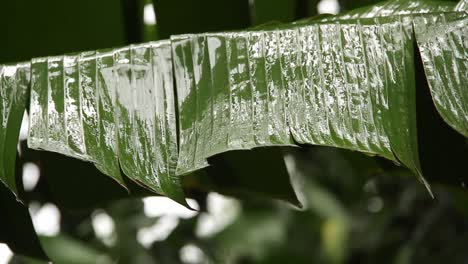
251;0;298;25
0;184;48;260
0;0;126;63
185;147;301;207
153;0;251;39
0;63;29;197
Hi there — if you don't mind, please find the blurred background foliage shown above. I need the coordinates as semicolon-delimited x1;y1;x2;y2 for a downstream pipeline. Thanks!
1;0;467;263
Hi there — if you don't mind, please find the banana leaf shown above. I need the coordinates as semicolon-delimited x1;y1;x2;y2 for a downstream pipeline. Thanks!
171;15;435;193
0;63;29;197
317;0;467;138
455;0;467;11
329;0;455;20
414;12;468;137
27;41;188;207
6;0;467;204
322;0;467;138
170;0;468;191
324;0;468;137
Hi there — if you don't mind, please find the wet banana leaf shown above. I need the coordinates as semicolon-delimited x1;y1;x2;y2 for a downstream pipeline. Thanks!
27;41;188;206
0;63;29;197
171;28;299;175
6;0;465;205
455;0;467;11
414;12;468;137
322;0;468;137
158;0;302;204
329;0;455;20
171;15;433;193
284;16;425;185
28;54;124;184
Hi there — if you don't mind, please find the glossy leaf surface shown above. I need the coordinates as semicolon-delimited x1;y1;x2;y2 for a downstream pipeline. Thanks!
329;0;455;20
0;63;29;197
324;0;467;137
455;0;468;11
414;12;468;137
27;41;187;206
8;0;468;203
171;16;432;192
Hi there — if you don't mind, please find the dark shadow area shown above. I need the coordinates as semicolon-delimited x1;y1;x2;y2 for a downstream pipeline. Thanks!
153;0;251;39
184;147;301;207
414;44;468;187
0;181;48;260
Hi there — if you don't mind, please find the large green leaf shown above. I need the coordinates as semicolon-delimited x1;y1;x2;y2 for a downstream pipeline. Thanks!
322;0;467;136
27;41;188;206
28;55;123;186
331;0;455;20
455;0;467;11
0;63;29;197
6;0;467;204
170;15;434;193
413;12;468;137
170;0;467;194
154;0;301;205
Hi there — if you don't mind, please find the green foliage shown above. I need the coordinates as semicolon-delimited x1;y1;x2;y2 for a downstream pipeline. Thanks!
414;13;468;137
3;0;464;205
27;43;188;206
171;14;431;191
0;64;29;196
0;0;126;63
0;184;47;261
153;0;251;39
0;0;467;262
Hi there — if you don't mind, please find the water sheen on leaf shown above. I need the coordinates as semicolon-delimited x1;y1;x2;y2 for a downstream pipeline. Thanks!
455;0;468;11
326;0;455;21
27;41;188;207
414;12;468;137
170;15;433;194
8;0;468;203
